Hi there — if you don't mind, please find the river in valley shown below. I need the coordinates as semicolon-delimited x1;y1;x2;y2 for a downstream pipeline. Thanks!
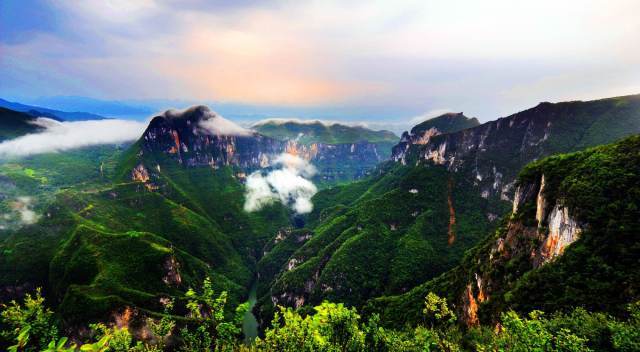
242;281;258;344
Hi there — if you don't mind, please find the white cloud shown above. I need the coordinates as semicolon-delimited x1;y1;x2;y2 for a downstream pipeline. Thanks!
0;118;147;158
10;196;39;225
199;114;252;136
244;153;318;214
161;105;253;136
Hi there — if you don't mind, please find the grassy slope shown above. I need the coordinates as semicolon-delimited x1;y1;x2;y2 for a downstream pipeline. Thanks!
0;145;127;232
367;134;640;326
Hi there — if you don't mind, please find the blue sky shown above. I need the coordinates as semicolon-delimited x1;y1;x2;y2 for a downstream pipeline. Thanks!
1;0;640;131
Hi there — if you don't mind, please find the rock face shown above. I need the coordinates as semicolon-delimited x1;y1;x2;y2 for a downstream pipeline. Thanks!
392;96;640;204
141;106;284;170
393;112;479;165
285;140;387;181
460;173;582;326
533;204;582;267
135;105;390;184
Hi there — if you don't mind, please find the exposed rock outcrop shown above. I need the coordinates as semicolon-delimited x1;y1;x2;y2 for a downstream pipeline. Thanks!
162;256;182;286
460;173;583;326
141;106;283;170
533;204;582;267
392;97;640;205
447;178;456;245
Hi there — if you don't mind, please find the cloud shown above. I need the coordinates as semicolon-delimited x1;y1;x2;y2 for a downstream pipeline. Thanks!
160;105;253;136
198;114;253;136
244;153;318;214
9;196;39;225
0;117;147;158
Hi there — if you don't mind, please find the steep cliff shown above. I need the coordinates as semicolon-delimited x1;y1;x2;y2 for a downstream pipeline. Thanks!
368;134;640;327
255;119;398;184
126;106;396;186
393;112;479;158
139;105;283;170
392;94;640;207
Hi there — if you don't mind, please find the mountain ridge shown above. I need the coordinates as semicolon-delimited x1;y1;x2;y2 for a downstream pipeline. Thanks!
367;134;640;329
252;119;398;145
126;106;399;186
255;93;640;324
0;98;106;121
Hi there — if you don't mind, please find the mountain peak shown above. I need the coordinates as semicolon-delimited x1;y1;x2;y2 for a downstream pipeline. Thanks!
410;112;479;135
147;105;252;137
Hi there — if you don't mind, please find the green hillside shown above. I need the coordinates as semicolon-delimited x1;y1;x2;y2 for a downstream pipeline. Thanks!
0;143;291;325
253;120;398;145
257;94;640;328
256;162;491;323
0;96;639;351
368;134;640;328
410;112;480;135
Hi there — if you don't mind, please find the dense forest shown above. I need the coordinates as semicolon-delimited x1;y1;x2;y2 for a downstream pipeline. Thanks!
2;130;639;351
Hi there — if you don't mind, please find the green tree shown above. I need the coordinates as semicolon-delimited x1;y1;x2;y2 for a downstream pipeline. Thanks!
145;300;176;351
85;323;135;352
0;288;58;352
255;301;365;351
423;292;456;328
477;310;590;352
42;337;76;352
179;277;247;352
609;301;640;352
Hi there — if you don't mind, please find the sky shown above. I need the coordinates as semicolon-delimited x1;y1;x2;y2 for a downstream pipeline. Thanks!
1;0;640;130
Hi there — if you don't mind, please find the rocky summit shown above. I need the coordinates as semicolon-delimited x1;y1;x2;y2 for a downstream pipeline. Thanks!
134;105;397;185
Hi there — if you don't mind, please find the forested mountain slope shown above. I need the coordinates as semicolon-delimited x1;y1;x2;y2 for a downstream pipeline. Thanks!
257;94;640;324
368;134;640;328
253;119;398;145
0;107;293;326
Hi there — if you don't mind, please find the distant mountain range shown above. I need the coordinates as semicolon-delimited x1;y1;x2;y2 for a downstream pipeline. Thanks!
252;119;398;145
25;96;156;118
0;98;105;121
0;107;45;141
